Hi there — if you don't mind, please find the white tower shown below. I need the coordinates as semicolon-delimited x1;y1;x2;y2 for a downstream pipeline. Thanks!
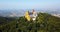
32;9;37;21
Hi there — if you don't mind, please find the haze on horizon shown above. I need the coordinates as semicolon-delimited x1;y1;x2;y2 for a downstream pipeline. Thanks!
0;0;60;10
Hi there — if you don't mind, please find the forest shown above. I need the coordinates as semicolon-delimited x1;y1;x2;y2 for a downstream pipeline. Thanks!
0;13;60;32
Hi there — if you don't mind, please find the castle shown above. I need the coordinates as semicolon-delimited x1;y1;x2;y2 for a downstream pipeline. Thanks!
25;9;37;21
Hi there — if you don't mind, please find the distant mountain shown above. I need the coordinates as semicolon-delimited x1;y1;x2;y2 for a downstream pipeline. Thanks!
0;9;60;17
46;10;60;14
46;10;60;17
0;10;25;17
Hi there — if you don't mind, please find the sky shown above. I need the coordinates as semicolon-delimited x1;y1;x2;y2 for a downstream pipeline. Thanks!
0;0;60;10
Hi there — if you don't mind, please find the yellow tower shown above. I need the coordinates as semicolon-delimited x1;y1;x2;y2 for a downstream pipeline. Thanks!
25;11;31;21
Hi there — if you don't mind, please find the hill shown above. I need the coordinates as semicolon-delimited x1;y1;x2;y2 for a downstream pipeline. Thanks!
0;13;60;32
0;16;18;25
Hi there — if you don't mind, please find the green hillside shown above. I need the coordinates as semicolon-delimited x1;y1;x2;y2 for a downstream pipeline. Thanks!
0;13;60;32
